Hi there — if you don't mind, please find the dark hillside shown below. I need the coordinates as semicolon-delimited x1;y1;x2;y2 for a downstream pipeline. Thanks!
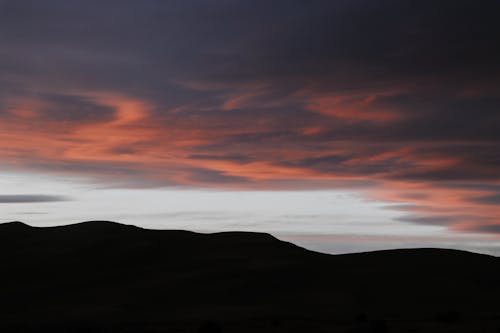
1;221;499;332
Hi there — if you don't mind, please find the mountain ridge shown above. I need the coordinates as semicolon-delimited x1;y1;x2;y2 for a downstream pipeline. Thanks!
2;220;493;258
1;221;499;332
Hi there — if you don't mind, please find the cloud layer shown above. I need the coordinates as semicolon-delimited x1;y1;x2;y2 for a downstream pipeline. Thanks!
0;195;69;203
0;1;499;233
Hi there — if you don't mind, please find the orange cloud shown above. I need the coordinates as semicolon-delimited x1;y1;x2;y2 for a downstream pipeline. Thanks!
304;90;402;123
0;90;499;235
370;180;500;236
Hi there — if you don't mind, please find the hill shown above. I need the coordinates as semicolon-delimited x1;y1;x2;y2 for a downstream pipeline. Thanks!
1;221;500;332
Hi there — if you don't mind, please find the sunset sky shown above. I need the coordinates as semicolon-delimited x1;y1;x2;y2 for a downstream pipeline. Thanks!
1;0;499;255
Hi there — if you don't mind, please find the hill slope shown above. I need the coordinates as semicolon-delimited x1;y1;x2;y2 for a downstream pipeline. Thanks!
1;221;500;332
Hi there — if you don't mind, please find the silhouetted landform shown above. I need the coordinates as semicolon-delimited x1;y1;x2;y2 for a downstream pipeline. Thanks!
1;221;500;332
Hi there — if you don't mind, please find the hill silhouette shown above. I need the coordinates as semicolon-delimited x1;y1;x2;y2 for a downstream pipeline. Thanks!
1;221;500;332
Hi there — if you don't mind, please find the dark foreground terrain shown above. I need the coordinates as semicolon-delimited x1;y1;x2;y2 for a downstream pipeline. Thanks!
1;221;500;332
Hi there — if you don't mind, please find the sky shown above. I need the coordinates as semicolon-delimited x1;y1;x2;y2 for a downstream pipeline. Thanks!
0;0;499;255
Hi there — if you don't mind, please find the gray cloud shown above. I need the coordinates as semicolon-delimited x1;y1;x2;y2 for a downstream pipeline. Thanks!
472;225;500;234
0;195;70;203
188;154;253;163
471;194;500;206
396;215;460;226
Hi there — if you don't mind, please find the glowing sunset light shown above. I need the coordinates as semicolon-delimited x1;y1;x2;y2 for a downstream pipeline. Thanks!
0;0;499;255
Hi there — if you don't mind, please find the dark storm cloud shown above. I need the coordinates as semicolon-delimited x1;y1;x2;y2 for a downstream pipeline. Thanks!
0;195;70;203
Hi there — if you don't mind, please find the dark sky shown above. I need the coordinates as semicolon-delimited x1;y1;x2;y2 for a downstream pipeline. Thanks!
0;1;499;240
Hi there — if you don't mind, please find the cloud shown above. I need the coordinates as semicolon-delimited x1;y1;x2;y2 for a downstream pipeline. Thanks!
471;194;500;206
471;225;500;234
396;215;462;226
0;1;499;233
0;195;70;203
